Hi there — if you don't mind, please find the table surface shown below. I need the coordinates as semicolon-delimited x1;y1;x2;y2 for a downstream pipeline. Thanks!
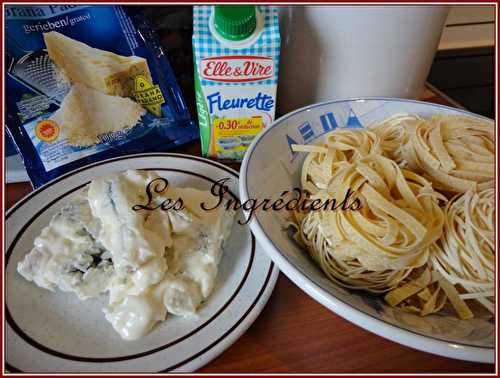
5;89;495;373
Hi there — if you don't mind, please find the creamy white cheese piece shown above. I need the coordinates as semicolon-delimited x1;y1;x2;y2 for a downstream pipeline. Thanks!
17;170;235;340
101;173;235;339
103;295;166;341
87;170;173;272
17;191;114;300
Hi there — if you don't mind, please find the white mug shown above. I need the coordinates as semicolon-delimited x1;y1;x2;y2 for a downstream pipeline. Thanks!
277;6;450;114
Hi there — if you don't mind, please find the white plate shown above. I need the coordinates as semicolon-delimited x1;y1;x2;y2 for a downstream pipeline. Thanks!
6;153;279;373
240;98;495;363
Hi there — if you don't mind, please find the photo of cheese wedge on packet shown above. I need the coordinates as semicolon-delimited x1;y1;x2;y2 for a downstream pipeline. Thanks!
5;5;199;187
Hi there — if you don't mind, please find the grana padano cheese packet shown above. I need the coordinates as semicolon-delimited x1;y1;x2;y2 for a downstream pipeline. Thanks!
5;5;198;187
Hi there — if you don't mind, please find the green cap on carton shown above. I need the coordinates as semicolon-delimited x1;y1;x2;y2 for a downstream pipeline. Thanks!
214;5;257;41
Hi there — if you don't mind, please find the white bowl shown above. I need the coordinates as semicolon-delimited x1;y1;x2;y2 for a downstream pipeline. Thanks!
240;98;495;363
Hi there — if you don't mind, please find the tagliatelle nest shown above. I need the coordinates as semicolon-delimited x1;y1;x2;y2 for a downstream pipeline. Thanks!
295;153;444;293
370;114;495;194
430;188;495;314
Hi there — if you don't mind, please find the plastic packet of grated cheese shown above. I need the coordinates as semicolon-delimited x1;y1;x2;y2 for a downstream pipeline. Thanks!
5;5;198;187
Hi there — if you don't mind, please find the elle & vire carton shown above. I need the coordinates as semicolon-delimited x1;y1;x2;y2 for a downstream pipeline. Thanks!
193;5;280;161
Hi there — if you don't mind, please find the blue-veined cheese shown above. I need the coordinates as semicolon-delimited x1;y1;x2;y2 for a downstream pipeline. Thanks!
17;170;235;340
103;295;166;341
17;191;114;300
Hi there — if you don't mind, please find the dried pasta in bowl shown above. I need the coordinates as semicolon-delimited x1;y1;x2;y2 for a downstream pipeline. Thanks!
430;188;495;315
290;113;495;321
295;153;444;293
371;114;495;194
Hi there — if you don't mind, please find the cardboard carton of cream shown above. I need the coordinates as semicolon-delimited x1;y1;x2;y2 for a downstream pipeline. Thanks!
193;5;280;161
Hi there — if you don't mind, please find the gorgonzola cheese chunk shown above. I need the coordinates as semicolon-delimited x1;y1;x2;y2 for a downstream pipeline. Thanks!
17;170;235;340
